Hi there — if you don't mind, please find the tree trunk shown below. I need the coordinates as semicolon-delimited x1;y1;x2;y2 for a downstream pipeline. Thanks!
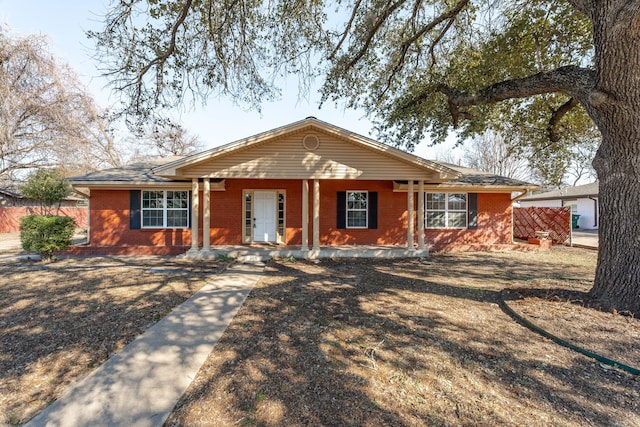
588;2;640;315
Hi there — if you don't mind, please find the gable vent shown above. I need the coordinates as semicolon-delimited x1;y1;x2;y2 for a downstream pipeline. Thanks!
303;134;320;151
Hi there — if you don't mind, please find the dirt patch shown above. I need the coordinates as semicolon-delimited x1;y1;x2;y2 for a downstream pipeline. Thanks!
0;255;226;426
165;247;639;427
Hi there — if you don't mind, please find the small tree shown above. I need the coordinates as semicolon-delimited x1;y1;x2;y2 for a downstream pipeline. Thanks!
20;169;72;215
19;169;74;259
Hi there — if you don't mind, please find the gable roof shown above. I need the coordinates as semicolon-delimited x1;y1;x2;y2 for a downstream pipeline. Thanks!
521;181;599;201
69;118;538;192
152;117;462;181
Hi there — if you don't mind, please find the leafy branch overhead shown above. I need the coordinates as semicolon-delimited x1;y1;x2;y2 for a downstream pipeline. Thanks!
89;1;595;149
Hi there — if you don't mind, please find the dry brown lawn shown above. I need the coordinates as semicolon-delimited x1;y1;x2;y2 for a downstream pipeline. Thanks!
1;245;639;426
0;254;227;426
166;247;639;427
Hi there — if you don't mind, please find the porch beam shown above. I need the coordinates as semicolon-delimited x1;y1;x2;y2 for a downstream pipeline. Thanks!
313;179;320;250
407;180;414;250
203;178;210;251
418;180;425;249
302;179;309;251
191;178;199;251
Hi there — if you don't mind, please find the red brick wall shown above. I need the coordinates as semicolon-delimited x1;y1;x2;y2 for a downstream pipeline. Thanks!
212;179;410;246
87;184;513;250
319;180;408;245
88;190;193;248
209;179;303;245
425;192;513;251
0;206;88;233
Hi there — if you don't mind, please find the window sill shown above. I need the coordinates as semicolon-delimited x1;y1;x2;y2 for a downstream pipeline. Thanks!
425;227;468;230
140;227;190;230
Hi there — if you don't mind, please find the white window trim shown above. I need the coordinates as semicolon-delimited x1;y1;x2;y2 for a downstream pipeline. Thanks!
346;190;368;229
141;190;190;229
425;192;468;229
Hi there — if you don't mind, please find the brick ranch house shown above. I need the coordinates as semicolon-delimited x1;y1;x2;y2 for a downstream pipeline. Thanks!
69;118;539;258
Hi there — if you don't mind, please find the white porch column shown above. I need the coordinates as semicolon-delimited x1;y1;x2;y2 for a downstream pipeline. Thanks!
203;178;210;251
313;179;320;250
407;180;415;250
418;180;425;249
191;178;199;251
302;179;309;251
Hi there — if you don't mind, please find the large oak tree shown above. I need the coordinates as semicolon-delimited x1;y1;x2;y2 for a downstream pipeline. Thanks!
90;0;639;314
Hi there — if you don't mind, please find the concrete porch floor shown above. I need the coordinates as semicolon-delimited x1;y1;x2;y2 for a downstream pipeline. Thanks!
183;244;430;262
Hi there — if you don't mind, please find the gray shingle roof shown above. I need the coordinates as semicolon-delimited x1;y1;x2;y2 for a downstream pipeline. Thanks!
521;181;599;201
0;185;22;198
436;163;538;188
69;157;188;185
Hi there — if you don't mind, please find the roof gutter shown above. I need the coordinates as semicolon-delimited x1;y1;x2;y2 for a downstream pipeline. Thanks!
72;188;90;199
589;196;599;227
511;188;532;202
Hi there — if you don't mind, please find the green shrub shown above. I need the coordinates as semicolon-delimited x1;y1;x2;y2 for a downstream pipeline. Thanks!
20;215;75;260
20;169;72;215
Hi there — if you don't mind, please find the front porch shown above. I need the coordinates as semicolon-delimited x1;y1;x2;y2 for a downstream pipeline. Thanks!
188;178;430;255
184;244;430;262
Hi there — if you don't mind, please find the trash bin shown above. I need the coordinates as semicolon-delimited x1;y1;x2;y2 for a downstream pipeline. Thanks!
572;214;580;229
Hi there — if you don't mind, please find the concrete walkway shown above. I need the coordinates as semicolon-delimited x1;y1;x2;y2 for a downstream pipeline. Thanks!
570;229;599;249
0;232;21;252
26;262;264;427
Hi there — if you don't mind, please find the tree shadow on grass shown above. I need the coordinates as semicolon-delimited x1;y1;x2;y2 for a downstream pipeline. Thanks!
166;255;638;426
0;255;221;425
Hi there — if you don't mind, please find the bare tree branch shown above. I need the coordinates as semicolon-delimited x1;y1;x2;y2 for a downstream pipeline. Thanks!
381;0;469;96
429;17;455;68
0;31;117;178
548;97;579;142
346;0;407;70
564;0;594;17
132;0;193;109
403;66;595;127
329;0;363;60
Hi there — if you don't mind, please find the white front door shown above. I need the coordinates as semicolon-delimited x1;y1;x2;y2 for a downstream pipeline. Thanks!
253;191;277;242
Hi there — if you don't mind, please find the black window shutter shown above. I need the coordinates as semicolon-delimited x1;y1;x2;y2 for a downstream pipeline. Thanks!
468;193;478;229
368;192;378;229
130;190;141;229
188;191;193;228
337;191;346;229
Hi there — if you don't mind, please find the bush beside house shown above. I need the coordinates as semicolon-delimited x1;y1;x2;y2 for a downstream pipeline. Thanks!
19;215;75;259
17;170;78;259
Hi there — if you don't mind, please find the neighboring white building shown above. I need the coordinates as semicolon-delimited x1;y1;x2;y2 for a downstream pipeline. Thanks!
518;181;599;230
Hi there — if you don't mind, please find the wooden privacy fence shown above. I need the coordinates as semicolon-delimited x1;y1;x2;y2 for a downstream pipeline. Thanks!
514;207;571;244
0;207;88;233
